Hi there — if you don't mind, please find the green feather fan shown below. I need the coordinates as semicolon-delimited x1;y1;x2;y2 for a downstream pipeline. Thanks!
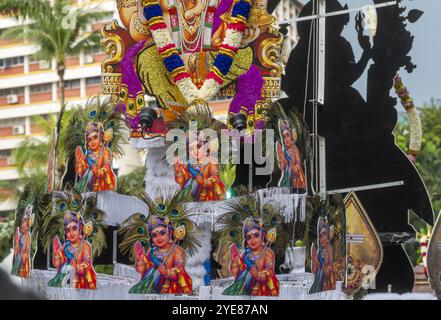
40;190;107;257
215;192;292;261
62;95;129;171
304;194;346;272
13;181;47;264
118;189;202;261
266;101;311;173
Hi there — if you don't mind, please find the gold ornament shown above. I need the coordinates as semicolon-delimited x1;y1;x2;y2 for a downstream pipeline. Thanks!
173;225;186;241
29;213;35;228
84;221;94;237
103;128;114;144
266;227;277;243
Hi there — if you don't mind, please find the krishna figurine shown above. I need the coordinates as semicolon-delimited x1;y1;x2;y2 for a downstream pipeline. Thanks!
40;190;107;290
119;190;201;294
74;121;116;193
223;217;279;296
11;205;34;279
215;193;287;296
48;211;97;289
61;96;127;193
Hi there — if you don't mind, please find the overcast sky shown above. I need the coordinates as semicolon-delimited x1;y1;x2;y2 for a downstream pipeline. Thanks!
334;0;441;107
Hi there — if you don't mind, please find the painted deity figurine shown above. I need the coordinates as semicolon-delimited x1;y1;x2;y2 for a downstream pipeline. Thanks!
11;205;33;278
130;215;193;294
174;137;225;201
48;211;96;289
74;122;116;192
223;217;279;296
106;0;281;135
276;119;306;189
309;216;336;293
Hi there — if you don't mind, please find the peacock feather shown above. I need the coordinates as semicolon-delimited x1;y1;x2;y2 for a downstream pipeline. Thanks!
13;180;47;262
304;194;346;272
118;212;150;259
40;190;107;257
267;101;311;170
118;189;202;261
62;95;129;174
214;192;291;260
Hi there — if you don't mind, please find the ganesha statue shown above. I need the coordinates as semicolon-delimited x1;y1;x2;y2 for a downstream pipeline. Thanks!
101;0;283;136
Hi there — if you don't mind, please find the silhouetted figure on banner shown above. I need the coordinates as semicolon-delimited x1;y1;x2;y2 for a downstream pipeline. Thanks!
282;0;433;293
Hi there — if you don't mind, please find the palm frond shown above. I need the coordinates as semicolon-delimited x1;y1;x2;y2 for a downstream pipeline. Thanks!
0;0;51;19
0;25;26;41
12;138;50;175
0;0;103;65
117;167;146;196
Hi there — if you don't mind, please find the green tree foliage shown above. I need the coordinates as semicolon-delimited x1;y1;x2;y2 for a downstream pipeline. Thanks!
0;214;15;262
394;99;441;266
117;167;146;196
394;99;441;215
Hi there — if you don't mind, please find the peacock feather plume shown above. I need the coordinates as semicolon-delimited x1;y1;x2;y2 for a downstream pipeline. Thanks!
62;95;129;175
304;194;346;272
40;190;107;257
215;192;291;260
267;101;311;170
118;189;202;261
13;180;47;262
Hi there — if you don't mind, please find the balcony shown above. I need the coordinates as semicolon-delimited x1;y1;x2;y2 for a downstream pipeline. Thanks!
0;165;19;181
0;62;101;90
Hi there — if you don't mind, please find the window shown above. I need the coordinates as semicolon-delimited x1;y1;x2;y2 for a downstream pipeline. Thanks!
85;46;103;55
0;56;25;68
30;83;52;93
0;87;24;97
0;118;25;128
0;150;12;158
65;79;81;89
86;76;101;86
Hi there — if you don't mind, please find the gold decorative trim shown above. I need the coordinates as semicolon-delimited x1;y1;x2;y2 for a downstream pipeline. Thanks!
258;35;283;78
261;77;281;98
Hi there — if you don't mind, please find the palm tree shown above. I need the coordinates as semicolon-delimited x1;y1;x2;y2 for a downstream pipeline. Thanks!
0;0;108;193
0;0;106;112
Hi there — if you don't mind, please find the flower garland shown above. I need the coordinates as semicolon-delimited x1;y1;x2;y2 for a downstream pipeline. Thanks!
142;0;251;104
393;74;422;162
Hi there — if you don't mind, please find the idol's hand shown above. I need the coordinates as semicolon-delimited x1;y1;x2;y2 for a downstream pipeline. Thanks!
250;265;258;279
195;174;204;186
157;263;168;276
98;168;106;177
230;243;239;262
53;236;61;255
242;26;260;46
77;263;85;275
75;146;83;161
174;158;184;173
134;241;145;260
